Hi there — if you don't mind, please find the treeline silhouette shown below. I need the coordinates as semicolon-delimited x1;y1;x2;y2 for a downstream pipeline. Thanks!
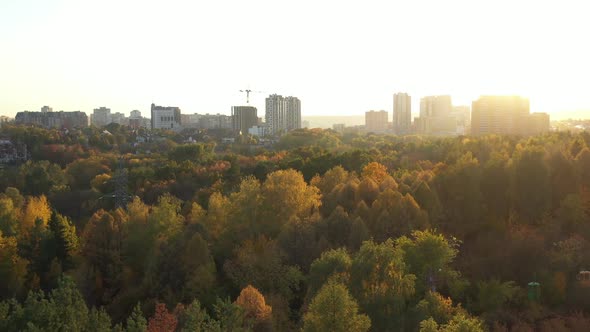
1;124;590;331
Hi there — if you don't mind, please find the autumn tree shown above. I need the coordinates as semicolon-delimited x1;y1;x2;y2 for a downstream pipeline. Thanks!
348;216;370;250
17;216;57;290
91;173;114;193
17;160;66;196
395;230;460;297
224;236;302;302
260;169;321;236
302;281;370;332
307;248;352;300
0;232;28;298
369;189;429;241
4;187;25;210
235;285;272;331
480;153;510;222
277;214;326;269
226;176;263;240
153;232;216;305
413;291;461;327
575;147;590;189
0;196;19;236
48;211;79;270
547;149;578;209
65;157;111;190
310;165;351;196
511;146;551;223
203;192;230;242
556;194;588;233
419;314;484;332
473;279;519;315
317;206;354;248
148;302;177;332
21;195;52;233
434;152;484;237
410;174;443;225
148;193;184;238
123;197;151;276
350;239;416;331
356;177;380;206
362;161;389;184
168;143;213;163
80;209;125;305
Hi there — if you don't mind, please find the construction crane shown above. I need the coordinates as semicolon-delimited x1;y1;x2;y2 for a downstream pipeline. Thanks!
239;89;263;104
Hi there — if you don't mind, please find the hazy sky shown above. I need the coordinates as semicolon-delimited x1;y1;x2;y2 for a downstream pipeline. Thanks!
1;0;589;119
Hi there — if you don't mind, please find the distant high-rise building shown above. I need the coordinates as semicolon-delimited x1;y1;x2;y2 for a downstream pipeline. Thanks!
393;93;411;134
231;106;258;134
41;106;53;113
452;105;471;135
416;95;456;135
111;112;127;125
130;110;141;119
151;103;182;130
265;94;301;135
285;96;301;131
471;96;530;135
420;95;452;118
526;112;550;136
129;110;144;129
365;110;388;133
332;123;345;133
92;107;111;127
15;111;88;129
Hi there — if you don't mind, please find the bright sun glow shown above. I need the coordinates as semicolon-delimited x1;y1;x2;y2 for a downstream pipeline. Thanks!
1;0;589;119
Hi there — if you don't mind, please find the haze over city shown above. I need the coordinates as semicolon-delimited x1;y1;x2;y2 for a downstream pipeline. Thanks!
1;0;590;119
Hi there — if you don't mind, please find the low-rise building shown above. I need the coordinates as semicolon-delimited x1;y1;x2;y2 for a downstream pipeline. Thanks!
151;103;182;131
199;114;232;129
15;110;88;129
248;125;269;137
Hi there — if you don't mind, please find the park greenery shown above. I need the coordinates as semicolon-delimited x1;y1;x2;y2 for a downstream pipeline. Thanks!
2;124;590;331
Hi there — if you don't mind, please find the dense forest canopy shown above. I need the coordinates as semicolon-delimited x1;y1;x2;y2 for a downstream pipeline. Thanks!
2;125;590;331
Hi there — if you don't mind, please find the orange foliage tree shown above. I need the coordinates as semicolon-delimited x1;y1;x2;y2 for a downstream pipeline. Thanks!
148;302;177;332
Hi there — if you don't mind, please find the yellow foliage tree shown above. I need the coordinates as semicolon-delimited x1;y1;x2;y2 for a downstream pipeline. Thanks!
21;195;52;232
126;196;149;225
235;285;272;325
362;162;388;184
261;169;321;235
204;192;230;241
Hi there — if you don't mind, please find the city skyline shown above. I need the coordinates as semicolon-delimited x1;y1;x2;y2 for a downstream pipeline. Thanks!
1;1;590;120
